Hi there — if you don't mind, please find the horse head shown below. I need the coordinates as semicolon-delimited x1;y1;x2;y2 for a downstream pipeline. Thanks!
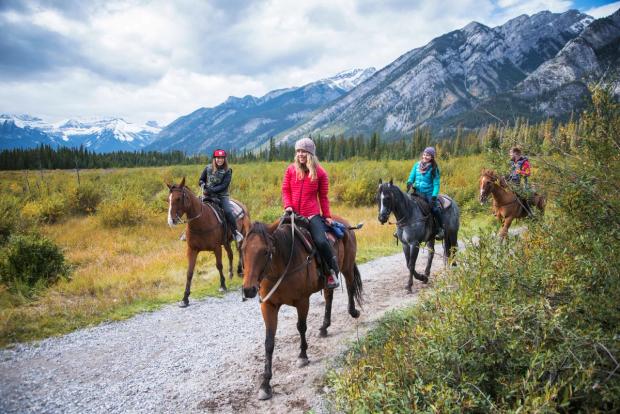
377;178;395;224
241;222;274;299
479;169;499;204
166;177;191;226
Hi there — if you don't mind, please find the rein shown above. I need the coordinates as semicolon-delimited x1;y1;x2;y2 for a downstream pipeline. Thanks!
259;214;312;304
170;187;203;223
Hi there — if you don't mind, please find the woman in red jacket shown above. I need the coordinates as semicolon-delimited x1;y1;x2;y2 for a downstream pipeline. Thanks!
282;137;339;289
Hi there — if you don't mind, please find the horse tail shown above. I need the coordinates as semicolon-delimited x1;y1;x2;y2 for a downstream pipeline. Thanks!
352;263;364;307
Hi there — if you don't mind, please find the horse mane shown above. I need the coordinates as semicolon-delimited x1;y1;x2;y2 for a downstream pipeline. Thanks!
411;193;431;215
481;169;509;188
247;221;295;260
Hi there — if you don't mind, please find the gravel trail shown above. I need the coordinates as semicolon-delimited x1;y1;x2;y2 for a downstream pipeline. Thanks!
0;246;447;414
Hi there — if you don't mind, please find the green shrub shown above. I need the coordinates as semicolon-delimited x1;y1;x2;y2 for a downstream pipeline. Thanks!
0;195;20;243
0;234;70;297
70;182;102;214
98;196;150;227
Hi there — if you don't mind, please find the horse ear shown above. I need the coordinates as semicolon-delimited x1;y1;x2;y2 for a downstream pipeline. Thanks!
389;178;393;186
378;178;383;185
180;177;186;187
166;182;172;190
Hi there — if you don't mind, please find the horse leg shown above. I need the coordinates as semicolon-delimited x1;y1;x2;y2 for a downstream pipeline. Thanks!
402;243;414;293
180;248;198;308
319;287;334;337
343;265;361;319
424;239;435;280
258;302;279;400
410;242;428;285
296;299;310;368
223;241;234;280
213;245;227;292
499;217;513;239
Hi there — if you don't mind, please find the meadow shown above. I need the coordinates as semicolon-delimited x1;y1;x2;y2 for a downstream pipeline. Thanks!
0;155;489;346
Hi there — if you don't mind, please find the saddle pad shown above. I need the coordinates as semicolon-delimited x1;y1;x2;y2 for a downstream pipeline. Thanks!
438;194;453;209
230;199;245;219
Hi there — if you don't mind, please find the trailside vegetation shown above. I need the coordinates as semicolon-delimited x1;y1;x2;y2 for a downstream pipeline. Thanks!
327;87;620;411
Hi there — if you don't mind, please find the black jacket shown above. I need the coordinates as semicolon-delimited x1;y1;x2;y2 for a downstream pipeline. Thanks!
199;165;232;196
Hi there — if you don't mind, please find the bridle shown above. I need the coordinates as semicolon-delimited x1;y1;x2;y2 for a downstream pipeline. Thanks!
379;184;427;227
169;186;203;223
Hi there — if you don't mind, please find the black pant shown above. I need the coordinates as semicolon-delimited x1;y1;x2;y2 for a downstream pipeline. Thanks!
423;195;443;228
220;196;238;232
308;216;338;273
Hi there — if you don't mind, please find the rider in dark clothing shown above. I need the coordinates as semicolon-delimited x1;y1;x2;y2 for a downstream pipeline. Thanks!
199;149;244;243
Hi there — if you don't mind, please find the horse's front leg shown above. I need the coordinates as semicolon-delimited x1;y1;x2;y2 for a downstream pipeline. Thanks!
258;302;279;400
213;245;227;291
236;240;244;277
499;216;513;239
424;239;435;279
223;241;234;279
180;248;198;307
296;299;310;368
410;242;428;285
402;243;413;292
320;287;334;337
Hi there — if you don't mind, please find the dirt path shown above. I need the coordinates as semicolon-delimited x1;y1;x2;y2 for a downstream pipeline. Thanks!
0;246;447;414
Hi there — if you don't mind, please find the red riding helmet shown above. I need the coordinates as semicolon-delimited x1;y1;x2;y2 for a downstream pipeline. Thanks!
213;149;227;158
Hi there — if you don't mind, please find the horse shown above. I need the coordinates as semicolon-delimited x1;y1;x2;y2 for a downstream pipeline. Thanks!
167;177;251;307
241;213;363;400
479;169;546;238
377;179;460;292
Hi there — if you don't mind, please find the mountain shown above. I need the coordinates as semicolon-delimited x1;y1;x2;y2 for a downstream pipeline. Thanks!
276;10;595;143
146;68;376;154
0;115;162;152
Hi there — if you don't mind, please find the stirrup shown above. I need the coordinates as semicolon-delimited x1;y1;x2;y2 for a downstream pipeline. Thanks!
234;230;244;243
326;271;340;289
435;228;444;240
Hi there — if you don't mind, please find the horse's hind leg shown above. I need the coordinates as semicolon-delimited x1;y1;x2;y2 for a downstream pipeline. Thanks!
180;249;198;307
213;245;227;291
258;302;279;400
223;241;234;279
296;299;310;368
342;265;361;318
319;288;334;337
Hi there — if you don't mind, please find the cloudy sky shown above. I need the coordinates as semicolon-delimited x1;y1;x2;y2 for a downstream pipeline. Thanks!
1;0;618;126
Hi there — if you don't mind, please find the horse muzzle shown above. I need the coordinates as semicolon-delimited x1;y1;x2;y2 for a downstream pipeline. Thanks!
243;286;258;299
378;214;388;224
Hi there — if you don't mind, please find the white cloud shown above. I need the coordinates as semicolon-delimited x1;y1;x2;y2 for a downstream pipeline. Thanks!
584;2;620;18
0;0;602;125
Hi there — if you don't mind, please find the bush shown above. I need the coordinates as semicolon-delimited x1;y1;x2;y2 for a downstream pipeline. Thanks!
98;196;150;227
0;195;20;243
70;182;102;214
20;193;68;224
0;234;70;296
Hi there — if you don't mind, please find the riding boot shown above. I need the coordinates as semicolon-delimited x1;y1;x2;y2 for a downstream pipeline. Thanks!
229;219;244;243
326;256;340;289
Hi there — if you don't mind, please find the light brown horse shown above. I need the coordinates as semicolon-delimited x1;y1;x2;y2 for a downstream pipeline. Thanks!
241;213;363;400
167;177;251;307
479;169;546;238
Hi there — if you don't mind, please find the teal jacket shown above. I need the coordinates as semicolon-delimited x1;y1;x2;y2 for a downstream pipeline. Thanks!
407;161;440;197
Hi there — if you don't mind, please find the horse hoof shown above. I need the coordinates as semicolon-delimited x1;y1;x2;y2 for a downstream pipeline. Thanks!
319;328;328;337
258;388;272;400
218;287;227;292
178;301;189;308
297;357;309;368
349;309;360;318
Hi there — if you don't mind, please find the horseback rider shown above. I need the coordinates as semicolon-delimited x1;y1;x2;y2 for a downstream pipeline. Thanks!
281;137;340;289
406;147;444;240
508;147;531;189
199;149;244;243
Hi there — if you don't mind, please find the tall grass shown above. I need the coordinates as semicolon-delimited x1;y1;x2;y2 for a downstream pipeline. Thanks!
0;156;487;346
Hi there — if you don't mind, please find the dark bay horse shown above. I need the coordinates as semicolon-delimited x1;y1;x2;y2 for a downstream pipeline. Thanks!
377;179;460;292
479;169;546;238
241;213;363;400
167;177;251;307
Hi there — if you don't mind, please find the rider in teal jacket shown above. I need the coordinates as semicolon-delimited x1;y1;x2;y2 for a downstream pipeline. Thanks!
406;147;444;239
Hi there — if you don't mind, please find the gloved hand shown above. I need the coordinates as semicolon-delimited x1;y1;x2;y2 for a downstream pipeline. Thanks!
432;196;437;204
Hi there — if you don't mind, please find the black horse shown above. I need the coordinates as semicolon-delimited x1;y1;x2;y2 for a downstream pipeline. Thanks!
377;179;460;292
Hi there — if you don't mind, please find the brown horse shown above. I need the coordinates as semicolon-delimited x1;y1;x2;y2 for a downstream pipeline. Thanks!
167;177;251;307
479;169;546;238
241;213;363;400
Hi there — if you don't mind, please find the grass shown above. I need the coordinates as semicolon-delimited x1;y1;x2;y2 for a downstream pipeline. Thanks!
0;156;488;346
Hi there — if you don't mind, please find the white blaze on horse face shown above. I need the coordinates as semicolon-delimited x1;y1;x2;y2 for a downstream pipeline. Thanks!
380;192;385;214
167;193;175;227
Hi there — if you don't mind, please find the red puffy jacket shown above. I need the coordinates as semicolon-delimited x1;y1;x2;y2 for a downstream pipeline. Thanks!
281;164;331;219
